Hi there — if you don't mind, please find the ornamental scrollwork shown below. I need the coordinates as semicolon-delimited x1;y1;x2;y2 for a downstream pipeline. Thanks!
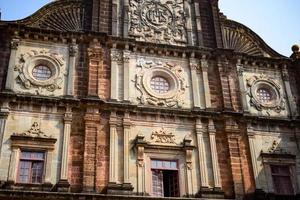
150;128;176;144
246;74;285;113
134;58;188;108
14;49;66;95
13;122;52;138
129;0;187;45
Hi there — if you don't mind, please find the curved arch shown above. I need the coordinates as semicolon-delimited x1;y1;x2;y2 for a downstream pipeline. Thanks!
1;0;84;32
221;18;284;58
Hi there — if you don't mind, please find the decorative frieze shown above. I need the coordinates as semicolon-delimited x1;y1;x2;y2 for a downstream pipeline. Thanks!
13;122;52;138
150;128;176;144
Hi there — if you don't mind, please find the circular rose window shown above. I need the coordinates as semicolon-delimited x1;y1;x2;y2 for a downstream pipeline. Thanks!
256;88;273;103
32;65;52;81
150;76;170;94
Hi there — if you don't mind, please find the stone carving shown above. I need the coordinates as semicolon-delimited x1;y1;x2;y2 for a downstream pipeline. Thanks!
14;49;66;95
134;58;187;108
129;0;187;45
150;128;176;144
246;74;285;113
14;122;51;138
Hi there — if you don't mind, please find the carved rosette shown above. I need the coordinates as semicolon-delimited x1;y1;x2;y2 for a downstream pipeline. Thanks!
246;75;285;113
134;58;187;108
129;0;187;45
14;49;66;94
150;128;176;144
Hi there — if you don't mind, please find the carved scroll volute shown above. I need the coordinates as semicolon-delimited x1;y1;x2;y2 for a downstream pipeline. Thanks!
136;134;146;167
184;134;193;170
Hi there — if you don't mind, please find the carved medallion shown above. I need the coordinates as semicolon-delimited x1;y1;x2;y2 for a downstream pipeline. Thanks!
134;58;187;108
14;49;66;95
129;0;187;45
246;74;285;113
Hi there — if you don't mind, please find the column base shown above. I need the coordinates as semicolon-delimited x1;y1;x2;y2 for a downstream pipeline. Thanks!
55;179;70;192
107;182;134;195
196;187;224;199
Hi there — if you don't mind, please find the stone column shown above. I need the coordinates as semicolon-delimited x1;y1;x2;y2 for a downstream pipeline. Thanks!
67;42;78;96
247;125;261;189
109;111;118;183
110;48;120;100
195;118;209;188
57;107;72;191
123;0;129;37
83;106;100;192
44;150;53;184
0;102;9;158
190;56;201;108
123;50;131;101
201;56;211;108
184;135;194;196
282;64;297;117
123;112;130;182
5;38;20;91
236;60;249;112
208;119;221;189
87;41;103;97
193;2;204;46
226;118;245;198
112;0;119;36
136;134;146;195
7;148;19;183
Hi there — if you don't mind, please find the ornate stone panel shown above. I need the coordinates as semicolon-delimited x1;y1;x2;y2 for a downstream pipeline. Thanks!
129;0;187;45
133;58;188;108
8;42;69;96
240;66;288;117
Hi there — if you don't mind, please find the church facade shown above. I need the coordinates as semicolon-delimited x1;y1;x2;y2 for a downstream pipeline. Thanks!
0;0;299;199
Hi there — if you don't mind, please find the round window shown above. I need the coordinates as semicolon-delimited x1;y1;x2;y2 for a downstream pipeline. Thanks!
150;76;170;94
32;65;52;81
256;88;273;103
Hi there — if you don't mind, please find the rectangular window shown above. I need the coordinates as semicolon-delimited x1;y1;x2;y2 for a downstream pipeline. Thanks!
271;165;294;195
18;151;45;184
151;159;179;197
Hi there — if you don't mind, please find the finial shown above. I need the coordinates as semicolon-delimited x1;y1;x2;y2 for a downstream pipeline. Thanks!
292;44;299;53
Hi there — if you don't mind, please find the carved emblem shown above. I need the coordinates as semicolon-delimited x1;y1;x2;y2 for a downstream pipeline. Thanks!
246;74;285;113
14;122;51;138
15;49;66;95
134;58;187;108
129;0;187;45
150;128;176;144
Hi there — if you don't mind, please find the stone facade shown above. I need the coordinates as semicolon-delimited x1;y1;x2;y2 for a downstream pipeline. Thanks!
0;0;299;200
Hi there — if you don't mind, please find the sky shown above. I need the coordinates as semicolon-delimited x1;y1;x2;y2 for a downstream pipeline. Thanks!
0;0;299;56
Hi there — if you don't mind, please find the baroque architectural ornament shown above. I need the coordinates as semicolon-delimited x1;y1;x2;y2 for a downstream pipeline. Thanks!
14;49;66;94
129;0;187;45
246;75;285;113
13;122;51;138
134;58;187;107
150;128;176;144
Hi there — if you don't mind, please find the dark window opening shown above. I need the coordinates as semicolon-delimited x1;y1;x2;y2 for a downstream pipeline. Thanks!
151;160;179;197
271;165;294;195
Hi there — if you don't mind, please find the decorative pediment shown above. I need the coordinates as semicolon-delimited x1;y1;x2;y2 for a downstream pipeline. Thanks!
221;18;283;58
13;122;52;138
5;1;84;32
